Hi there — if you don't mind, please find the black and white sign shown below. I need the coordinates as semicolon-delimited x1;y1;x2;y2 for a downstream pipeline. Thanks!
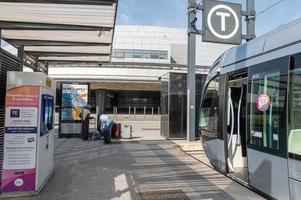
203;0;242;44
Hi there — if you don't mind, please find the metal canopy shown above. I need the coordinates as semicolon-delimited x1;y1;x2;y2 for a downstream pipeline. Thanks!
0;0;117;65
49;61;211;73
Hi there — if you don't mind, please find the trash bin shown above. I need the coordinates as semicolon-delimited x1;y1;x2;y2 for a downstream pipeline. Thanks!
121;125;132;139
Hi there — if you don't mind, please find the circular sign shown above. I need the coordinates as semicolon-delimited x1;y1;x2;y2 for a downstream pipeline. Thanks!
207;4;239;40
14;178;24;187
256;94;270;112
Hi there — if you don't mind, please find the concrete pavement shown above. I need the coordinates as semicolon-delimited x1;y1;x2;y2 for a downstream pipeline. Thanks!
6;123;265;200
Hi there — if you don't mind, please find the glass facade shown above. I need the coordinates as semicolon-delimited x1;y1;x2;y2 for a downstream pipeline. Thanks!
112;49;168;60
248;57;288;157
160;73;206;139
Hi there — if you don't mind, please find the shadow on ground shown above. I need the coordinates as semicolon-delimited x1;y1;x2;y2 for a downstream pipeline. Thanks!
9;131;263;200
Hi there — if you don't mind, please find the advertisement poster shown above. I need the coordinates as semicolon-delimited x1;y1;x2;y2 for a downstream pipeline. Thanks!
1;86;39;193
61;84;88;121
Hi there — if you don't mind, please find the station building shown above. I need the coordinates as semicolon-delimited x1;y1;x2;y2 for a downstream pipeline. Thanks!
47;25;234;114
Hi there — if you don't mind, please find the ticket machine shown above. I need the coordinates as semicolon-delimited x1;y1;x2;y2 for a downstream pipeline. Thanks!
1;72;56;194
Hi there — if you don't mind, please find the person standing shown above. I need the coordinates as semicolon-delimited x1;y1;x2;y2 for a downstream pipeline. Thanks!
81;105;91;140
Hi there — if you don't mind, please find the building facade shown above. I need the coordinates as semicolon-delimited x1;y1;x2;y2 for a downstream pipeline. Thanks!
48;25;234;114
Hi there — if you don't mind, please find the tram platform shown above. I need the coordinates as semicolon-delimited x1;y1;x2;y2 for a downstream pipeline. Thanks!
7;128;265;200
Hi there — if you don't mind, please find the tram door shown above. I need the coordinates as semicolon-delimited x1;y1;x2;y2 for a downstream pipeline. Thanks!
226;73;248;182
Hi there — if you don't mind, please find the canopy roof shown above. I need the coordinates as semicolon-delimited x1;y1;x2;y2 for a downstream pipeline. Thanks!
0;0;117;66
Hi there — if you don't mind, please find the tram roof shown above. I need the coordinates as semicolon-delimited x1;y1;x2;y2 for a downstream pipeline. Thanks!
0;0;117;65
220;17;301;68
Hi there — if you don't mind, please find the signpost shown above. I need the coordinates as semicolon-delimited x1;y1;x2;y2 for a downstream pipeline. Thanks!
202;0;242;44
187;0;255;141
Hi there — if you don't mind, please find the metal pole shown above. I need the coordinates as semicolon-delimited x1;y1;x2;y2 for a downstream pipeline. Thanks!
187;0;197;141
158;107;160;115
0;29;2;74
134;107;136;119
246;0;256;41
144;106;146;118
18;46;24;71
35;56;39;72
152;107;154;119
45;61;49;75
128;106;131;118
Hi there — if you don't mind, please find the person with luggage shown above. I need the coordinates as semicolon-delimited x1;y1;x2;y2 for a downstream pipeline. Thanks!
98;114;114;144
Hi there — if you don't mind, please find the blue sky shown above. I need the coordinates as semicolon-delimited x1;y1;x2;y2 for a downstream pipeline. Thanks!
116;0;301;36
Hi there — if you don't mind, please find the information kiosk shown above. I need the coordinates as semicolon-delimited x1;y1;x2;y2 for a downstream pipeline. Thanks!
1;72;56;194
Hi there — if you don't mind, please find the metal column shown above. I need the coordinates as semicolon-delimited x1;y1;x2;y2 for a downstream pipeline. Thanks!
17;46;24;71
187;0;197;141
0;29;2;74
35;56;39;72
45;61;49;75
246;0;256;40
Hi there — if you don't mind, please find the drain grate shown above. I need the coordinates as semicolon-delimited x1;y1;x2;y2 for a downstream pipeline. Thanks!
139;190;190;200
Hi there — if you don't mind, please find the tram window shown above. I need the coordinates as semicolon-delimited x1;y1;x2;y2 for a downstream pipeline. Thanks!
289;54;301;157
248;57;288;157
200;77;219;140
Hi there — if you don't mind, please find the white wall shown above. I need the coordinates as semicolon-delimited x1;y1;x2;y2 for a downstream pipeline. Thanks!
49;25;234;82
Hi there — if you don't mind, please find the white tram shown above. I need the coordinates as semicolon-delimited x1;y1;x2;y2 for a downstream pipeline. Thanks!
200;18;301;200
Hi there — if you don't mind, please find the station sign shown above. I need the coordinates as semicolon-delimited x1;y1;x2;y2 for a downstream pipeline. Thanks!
202;0;242;45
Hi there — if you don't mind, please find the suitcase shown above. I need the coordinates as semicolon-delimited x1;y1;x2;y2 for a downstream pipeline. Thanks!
121;125;132;139
112;123;121;139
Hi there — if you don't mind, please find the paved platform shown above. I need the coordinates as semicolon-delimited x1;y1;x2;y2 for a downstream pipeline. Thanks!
172;139;212;167
6;136;264;200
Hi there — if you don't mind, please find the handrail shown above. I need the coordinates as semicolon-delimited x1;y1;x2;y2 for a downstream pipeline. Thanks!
237;84;244;146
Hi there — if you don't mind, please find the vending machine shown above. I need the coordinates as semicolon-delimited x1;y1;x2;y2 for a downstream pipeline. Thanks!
1;72;56;194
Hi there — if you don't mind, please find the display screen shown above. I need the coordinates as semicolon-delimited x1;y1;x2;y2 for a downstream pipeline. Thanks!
41;95;54;136
61;84;88;121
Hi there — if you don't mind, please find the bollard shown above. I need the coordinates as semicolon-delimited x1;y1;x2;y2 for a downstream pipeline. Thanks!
129;106;131;119
144;106;146;118
134;107;136;119
152;107;154;119
158;107;160;115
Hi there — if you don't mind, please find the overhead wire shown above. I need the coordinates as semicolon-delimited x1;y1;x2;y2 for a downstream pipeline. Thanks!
256;0;285;17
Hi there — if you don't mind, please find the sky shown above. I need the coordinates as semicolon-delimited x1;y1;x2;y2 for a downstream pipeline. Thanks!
116;0;301;36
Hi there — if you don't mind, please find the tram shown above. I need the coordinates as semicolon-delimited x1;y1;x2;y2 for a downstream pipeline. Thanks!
200;18;301;200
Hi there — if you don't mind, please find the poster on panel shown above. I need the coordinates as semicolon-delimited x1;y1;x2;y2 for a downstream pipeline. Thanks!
2;86;39;192
61;83;88;121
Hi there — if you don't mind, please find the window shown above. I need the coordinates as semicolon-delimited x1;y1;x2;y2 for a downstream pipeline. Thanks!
112;49;168;60
133;50;142;58
124;49;133;58
288;54;301;158
199;77;219;140
248;57;288;157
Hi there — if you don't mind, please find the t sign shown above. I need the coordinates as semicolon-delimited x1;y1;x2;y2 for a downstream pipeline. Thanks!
203;0;242;45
